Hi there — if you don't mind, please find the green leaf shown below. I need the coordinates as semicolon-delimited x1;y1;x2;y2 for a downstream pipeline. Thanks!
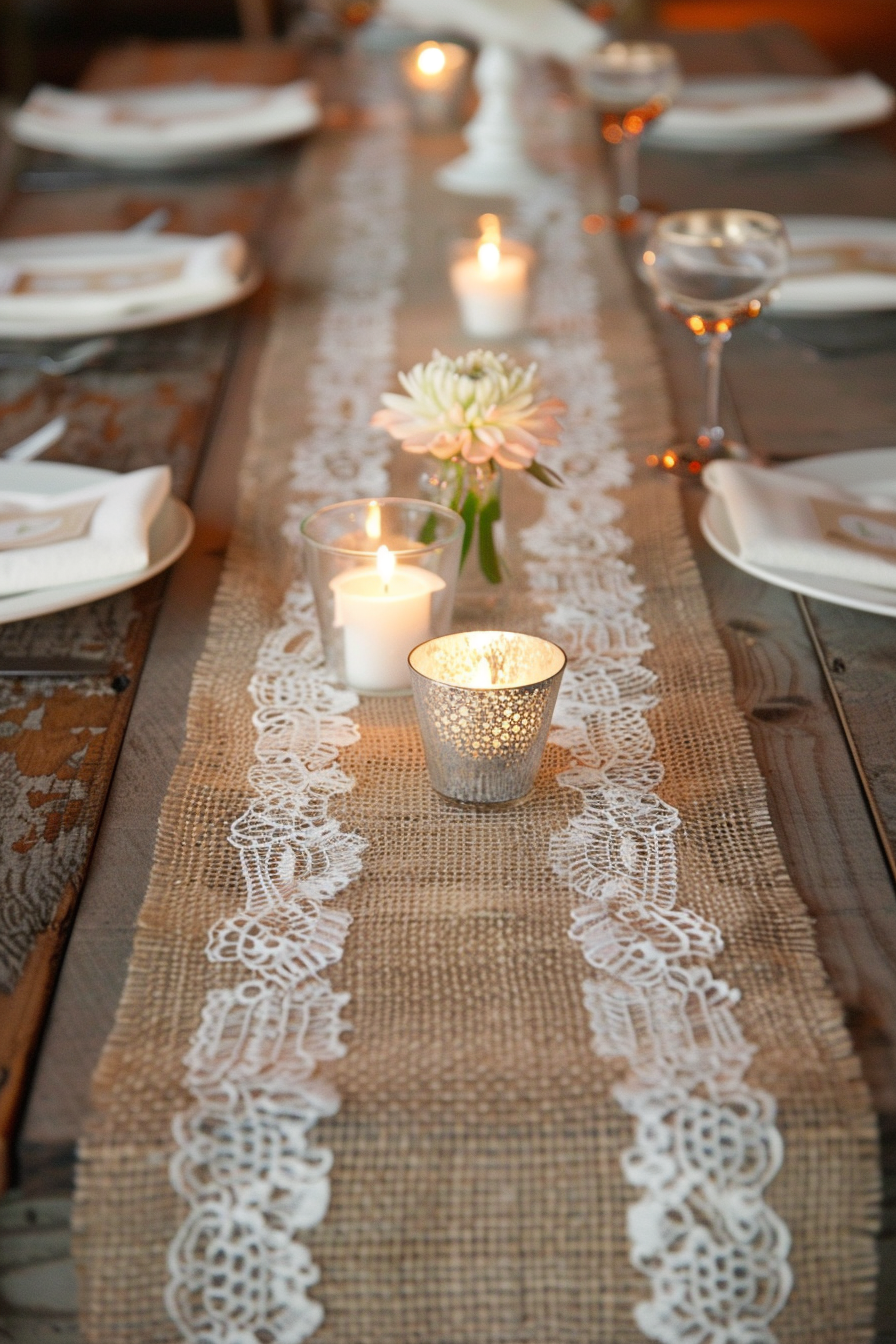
418;511;438;545
478;494;503;585
460;490;478;567
525;459;564;488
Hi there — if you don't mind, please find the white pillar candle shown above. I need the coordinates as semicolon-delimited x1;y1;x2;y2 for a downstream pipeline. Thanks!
330;546;446;693
450;214;532;338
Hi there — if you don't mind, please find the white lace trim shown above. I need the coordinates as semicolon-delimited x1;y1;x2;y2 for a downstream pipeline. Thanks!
166;100;408;1344
164;63;792;1343
516;178;793;1342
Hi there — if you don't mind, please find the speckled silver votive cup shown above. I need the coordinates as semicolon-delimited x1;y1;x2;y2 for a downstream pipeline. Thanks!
408;630;567;805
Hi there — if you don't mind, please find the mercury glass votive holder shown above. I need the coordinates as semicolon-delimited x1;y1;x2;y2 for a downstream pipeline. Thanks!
408;630;567;804
301;498;464;696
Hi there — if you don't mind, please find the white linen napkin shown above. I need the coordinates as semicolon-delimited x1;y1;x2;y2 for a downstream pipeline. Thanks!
0;234;247;323
12;81;319;155
0;465;171;594
382;0;604;61
772;270;896;314
703;460;896;589
650;72;895;144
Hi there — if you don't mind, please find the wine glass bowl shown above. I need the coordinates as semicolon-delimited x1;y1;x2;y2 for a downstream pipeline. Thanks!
645;209;790;471
576;42;681;223
648;208;790;331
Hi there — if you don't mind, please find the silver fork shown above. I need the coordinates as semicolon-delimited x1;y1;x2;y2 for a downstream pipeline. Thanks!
1;415;68;462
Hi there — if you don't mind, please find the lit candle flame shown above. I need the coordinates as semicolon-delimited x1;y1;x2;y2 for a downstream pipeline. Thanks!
376;544;396;592
417;43;446;76
469;656;494;688
365;500;382;541
477;213;502;276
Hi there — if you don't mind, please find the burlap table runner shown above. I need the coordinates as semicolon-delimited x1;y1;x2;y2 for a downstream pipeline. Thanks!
75;63;878;1344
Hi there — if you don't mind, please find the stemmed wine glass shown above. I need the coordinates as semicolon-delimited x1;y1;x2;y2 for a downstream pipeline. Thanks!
644;209;790;473
575;42;681;230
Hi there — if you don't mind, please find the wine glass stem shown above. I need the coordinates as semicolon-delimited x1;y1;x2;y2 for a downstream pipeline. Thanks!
615;132;640;215
700;330;730;445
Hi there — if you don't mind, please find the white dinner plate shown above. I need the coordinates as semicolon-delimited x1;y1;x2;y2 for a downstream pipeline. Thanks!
769;216;896;316
700;447;896;617
647;73;895;151
0;231;261;339
0;461;194;624
11;80;320;166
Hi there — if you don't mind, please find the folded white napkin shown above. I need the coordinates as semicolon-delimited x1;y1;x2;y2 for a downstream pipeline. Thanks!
704;460;896;589
12;81;319;157
0;233;247;322
382;0;603;61
0;465;171;594
650;73;895;145
772;270;896;314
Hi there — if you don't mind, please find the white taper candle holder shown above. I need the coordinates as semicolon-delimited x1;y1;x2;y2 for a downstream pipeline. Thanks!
437;44;550;198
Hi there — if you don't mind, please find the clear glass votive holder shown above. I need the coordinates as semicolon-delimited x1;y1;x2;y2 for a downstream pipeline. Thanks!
449;237;535;339
408;630;567;804
400;41;471;131
301;498;464;696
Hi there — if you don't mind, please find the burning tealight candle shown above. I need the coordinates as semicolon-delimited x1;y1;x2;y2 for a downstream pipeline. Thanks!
330;543;446;693
401;41;471;130
415;42;447;78
450;214;534;339
301;498;464;695
409;630;567;803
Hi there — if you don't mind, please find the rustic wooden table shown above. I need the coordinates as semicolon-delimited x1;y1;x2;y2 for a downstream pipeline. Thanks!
0;21;893;1337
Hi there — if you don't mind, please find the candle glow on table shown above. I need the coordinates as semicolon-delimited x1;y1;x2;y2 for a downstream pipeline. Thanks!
330;543;446;694
450;214;533;338
408;630;567;803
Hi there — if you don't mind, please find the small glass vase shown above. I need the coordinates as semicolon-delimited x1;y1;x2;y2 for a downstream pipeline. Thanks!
419;457;504;588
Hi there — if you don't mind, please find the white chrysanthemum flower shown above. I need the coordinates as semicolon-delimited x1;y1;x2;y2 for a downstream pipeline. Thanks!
371;349;565;470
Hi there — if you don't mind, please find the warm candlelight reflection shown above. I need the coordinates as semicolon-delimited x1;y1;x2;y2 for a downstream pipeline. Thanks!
416;43;447;77
365;499;382;541
375;543;396;590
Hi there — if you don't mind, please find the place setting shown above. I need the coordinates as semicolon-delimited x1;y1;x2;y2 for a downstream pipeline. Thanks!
0;424;192;625
646;69;895;151
10;78;321;167
632;200;896;619
0;224;261;339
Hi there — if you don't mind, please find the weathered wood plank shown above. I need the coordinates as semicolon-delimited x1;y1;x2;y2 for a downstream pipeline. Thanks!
19;277;274;1188
0;44;302;1187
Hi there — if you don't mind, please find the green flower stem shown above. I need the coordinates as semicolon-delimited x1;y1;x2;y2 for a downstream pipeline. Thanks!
420;455;503;583
477;493;503;585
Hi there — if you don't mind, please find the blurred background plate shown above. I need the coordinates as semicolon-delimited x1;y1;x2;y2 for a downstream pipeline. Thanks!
770;216;896;315
0;230;261;338
10;79;320;164
647;72;895;149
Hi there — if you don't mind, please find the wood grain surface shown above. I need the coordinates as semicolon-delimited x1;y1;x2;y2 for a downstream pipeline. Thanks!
0;41;303;1188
